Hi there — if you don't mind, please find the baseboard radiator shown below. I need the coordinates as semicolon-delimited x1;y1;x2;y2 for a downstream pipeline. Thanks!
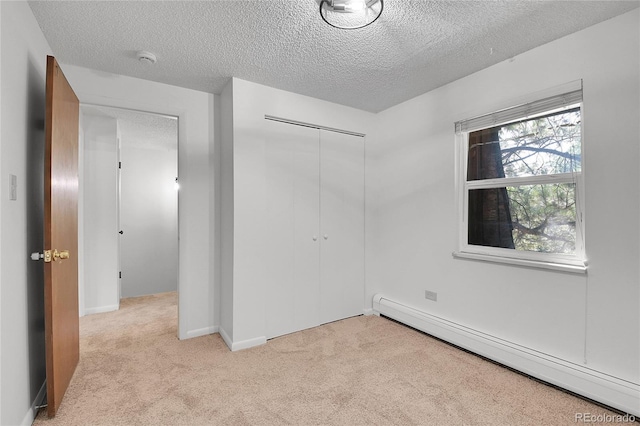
372;294;640;417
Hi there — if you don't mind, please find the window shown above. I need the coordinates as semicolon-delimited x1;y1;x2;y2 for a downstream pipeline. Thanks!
454;84;586;272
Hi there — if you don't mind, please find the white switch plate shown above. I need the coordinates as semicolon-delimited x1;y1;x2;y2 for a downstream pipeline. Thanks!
9;174;17;200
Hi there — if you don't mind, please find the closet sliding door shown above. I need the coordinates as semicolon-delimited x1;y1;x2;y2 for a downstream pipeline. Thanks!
264;120;320;339
263;118;364;339
319;130;365;324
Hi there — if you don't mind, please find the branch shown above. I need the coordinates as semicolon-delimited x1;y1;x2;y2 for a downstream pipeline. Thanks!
511;220;574;243
500;146;580;161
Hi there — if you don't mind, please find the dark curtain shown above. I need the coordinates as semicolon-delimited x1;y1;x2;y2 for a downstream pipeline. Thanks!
467;128;515;249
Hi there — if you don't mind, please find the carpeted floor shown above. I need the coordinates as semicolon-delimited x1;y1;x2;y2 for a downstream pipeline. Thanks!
34;291;623;425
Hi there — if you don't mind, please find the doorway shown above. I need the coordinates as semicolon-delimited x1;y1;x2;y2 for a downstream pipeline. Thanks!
79;105;178;313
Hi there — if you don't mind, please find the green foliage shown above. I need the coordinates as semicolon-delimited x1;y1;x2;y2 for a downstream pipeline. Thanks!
499;109;581;178
500;109;581;254
506;184;576;253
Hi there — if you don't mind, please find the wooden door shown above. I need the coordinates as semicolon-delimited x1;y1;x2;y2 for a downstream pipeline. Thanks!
263;119;320;338
319;130;365;324
44;55;80;417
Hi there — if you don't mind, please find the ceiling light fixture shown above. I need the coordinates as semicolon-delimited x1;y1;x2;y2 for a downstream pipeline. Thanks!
318;0;383;30
136;50;157;65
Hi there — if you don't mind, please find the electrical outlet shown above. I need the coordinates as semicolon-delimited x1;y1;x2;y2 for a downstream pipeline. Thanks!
425;290;437;302
9;174;17;201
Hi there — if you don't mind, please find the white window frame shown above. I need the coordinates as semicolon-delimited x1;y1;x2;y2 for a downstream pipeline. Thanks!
453;83;587;274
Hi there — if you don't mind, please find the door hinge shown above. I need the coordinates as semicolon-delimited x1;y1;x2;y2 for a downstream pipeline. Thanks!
119;271;122;279
118;161;122;169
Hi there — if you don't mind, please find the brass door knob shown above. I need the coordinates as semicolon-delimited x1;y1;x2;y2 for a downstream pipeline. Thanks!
53;249;70;261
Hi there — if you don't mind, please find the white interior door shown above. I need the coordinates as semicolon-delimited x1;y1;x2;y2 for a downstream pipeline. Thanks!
116;134;122;301
264;120;320;338
319;130;365;324
80;108;119;313
120;134;178;298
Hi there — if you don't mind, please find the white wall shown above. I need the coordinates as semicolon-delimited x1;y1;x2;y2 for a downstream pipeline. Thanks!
221;78;375;349
0;2;3;417
120;143;178;298
0;2;52;425
61;65;217;340
369;7;639;390
1;3;4;421
211;95;222;329
2;1;637;421
0;4;216;417
81;112;119;314
219;82;234;341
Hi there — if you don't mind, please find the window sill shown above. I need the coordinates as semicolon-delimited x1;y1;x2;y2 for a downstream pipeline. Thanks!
452;251;587;274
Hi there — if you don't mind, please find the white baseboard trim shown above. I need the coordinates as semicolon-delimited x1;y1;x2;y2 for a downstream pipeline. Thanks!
21;380;47;426
362;308;374;316
372;293;640;417
231;335;267;351
184;325;219;340
218;327;266;352
84;304;119;315
218;326;233;350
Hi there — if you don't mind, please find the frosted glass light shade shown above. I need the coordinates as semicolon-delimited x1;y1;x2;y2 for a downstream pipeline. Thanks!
319;0;383;29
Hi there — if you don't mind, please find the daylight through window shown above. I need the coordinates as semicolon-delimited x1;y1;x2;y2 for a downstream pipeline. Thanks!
455;86;586;271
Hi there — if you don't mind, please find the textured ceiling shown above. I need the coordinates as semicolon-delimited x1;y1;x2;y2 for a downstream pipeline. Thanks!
83;105;177;151
29;1;639;113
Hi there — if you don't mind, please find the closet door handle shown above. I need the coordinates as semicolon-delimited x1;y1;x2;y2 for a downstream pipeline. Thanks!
323;234;329;240
312;235;318;241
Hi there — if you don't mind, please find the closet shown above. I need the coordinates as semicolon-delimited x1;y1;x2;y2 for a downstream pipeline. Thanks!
263;118;365;339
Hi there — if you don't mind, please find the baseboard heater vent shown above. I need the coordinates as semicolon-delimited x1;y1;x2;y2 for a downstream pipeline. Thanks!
372;294;639;417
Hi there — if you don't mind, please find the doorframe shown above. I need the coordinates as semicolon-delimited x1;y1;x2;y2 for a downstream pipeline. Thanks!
116;131;122;302
78;101;182;336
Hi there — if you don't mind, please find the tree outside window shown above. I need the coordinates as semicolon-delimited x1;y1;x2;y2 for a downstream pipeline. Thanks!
466;107;582;255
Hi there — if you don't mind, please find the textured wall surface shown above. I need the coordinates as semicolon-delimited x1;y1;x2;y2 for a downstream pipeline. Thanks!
28;1;638;112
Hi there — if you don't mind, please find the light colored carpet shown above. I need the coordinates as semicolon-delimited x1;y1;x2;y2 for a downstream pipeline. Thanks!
34;292;622;425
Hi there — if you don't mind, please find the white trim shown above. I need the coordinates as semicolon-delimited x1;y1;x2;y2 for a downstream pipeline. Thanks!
466;173;577;189
362;308;374;316
455;95;582;133
218;327;267;352
77;112;85;319
452;250;587;274
455;100;586;269
454;80;583;131
68;88;192;343
372;294;640;417
83;304;119;315
184;325;218;340
264;115;366;137
218;326;233;350
20;380;47;426
231;336;267;351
